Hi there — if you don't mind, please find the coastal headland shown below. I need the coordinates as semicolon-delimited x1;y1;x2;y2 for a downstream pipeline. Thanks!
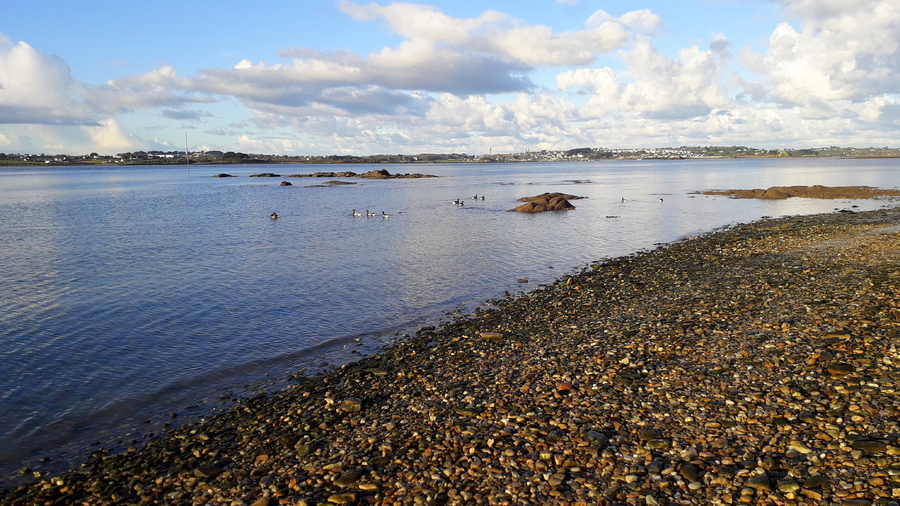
2;207;899;505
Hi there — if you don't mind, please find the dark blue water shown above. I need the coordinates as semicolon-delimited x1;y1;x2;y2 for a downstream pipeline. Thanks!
1;158;898;485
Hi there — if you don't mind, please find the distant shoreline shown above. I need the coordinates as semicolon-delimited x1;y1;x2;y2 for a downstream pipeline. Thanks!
3;154;900;168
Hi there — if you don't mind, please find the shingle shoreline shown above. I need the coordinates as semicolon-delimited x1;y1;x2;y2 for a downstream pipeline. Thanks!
3;207;900;505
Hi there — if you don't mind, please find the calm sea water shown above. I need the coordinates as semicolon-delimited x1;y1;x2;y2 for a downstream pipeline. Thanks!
1;157;898;485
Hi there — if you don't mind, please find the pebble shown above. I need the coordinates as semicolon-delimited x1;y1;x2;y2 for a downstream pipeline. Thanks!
333;469;367;488
2;207;900;505
327;492;357;504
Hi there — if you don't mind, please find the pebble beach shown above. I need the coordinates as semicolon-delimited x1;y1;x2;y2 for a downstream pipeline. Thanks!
3;206;900;506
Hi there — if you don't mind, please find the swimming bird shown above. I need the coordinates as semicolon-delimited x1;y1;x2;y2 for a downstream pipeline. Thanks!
621;197;626;202
382;211;390;218
352;209;361;217
473;194;478;199
270;212;279;219
659;198;664;202
481;195;485;200
453;199;460;205
366;210;375;216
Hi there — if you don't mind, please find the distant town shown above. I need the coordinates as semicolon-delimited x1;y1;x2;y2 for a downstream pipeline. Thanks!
1;145;899;166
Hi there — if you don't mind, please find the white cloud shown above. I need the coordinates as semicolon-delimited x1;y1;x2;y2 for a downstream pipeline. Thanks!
175;3;657;135
481;21;627;66
0;39;92;124
191;39;529;116
236;134;304;154
425;94;514;134
0;120;139;155
557;67;621;118
336;1;632;70
92;66;206;114
3;1;900;155
338;1;504;44
618;10;663;36
557;36;731;120
624;38;732;118
80;119;137;152
588;9;662;36
0;39;202;126
363;39;532;93
743;0;899;106
777;0;886;29
0;35;208;153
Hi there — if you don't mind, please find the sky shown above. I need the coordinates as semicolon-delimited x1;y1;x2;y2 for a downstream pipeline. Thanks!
0;0;898;156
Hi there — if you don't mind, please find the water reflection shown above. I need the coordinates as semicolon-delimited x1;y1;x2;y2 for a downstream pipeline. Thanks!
0;158;897;485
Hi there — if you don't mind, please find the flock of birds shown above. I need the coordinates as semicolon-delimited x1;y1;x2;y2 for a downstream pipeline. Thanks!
269;194;664;220
271;209;389;219
350;209;390;218
274;194;487;220
452;194;486;206
621;197;664;202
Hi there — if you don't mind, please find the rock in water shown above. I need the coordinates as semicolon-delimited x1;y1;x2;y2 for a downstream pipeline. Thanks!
508;192;585;213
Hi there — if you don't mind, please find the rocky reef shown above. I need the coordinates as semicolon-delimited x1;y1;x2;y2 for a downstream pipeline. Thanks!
703;185;900;200
287;169;437;179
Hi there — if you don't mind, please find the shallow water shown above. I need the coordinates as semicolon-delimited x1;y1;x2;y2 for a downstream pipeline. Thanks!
0;157;898;485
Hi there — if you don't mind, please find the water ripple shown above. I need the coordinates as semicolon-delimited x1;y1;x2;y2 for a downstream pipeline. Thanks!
0;158;898;485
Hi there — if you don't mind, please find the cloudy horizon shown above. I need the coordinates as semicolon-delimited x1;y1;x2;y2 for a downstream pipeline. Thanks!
1;0;898;156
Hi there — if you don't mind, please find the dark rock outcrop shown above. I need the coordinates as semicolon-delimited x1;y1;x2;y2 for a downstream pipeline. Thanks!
287;169;437;179
288;171;361;178
508;192;585;213
361;169;392;179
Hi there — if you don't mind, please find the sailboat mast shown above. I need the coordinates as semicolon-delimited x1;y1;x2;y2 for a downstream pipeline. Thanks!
185;133;190;176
